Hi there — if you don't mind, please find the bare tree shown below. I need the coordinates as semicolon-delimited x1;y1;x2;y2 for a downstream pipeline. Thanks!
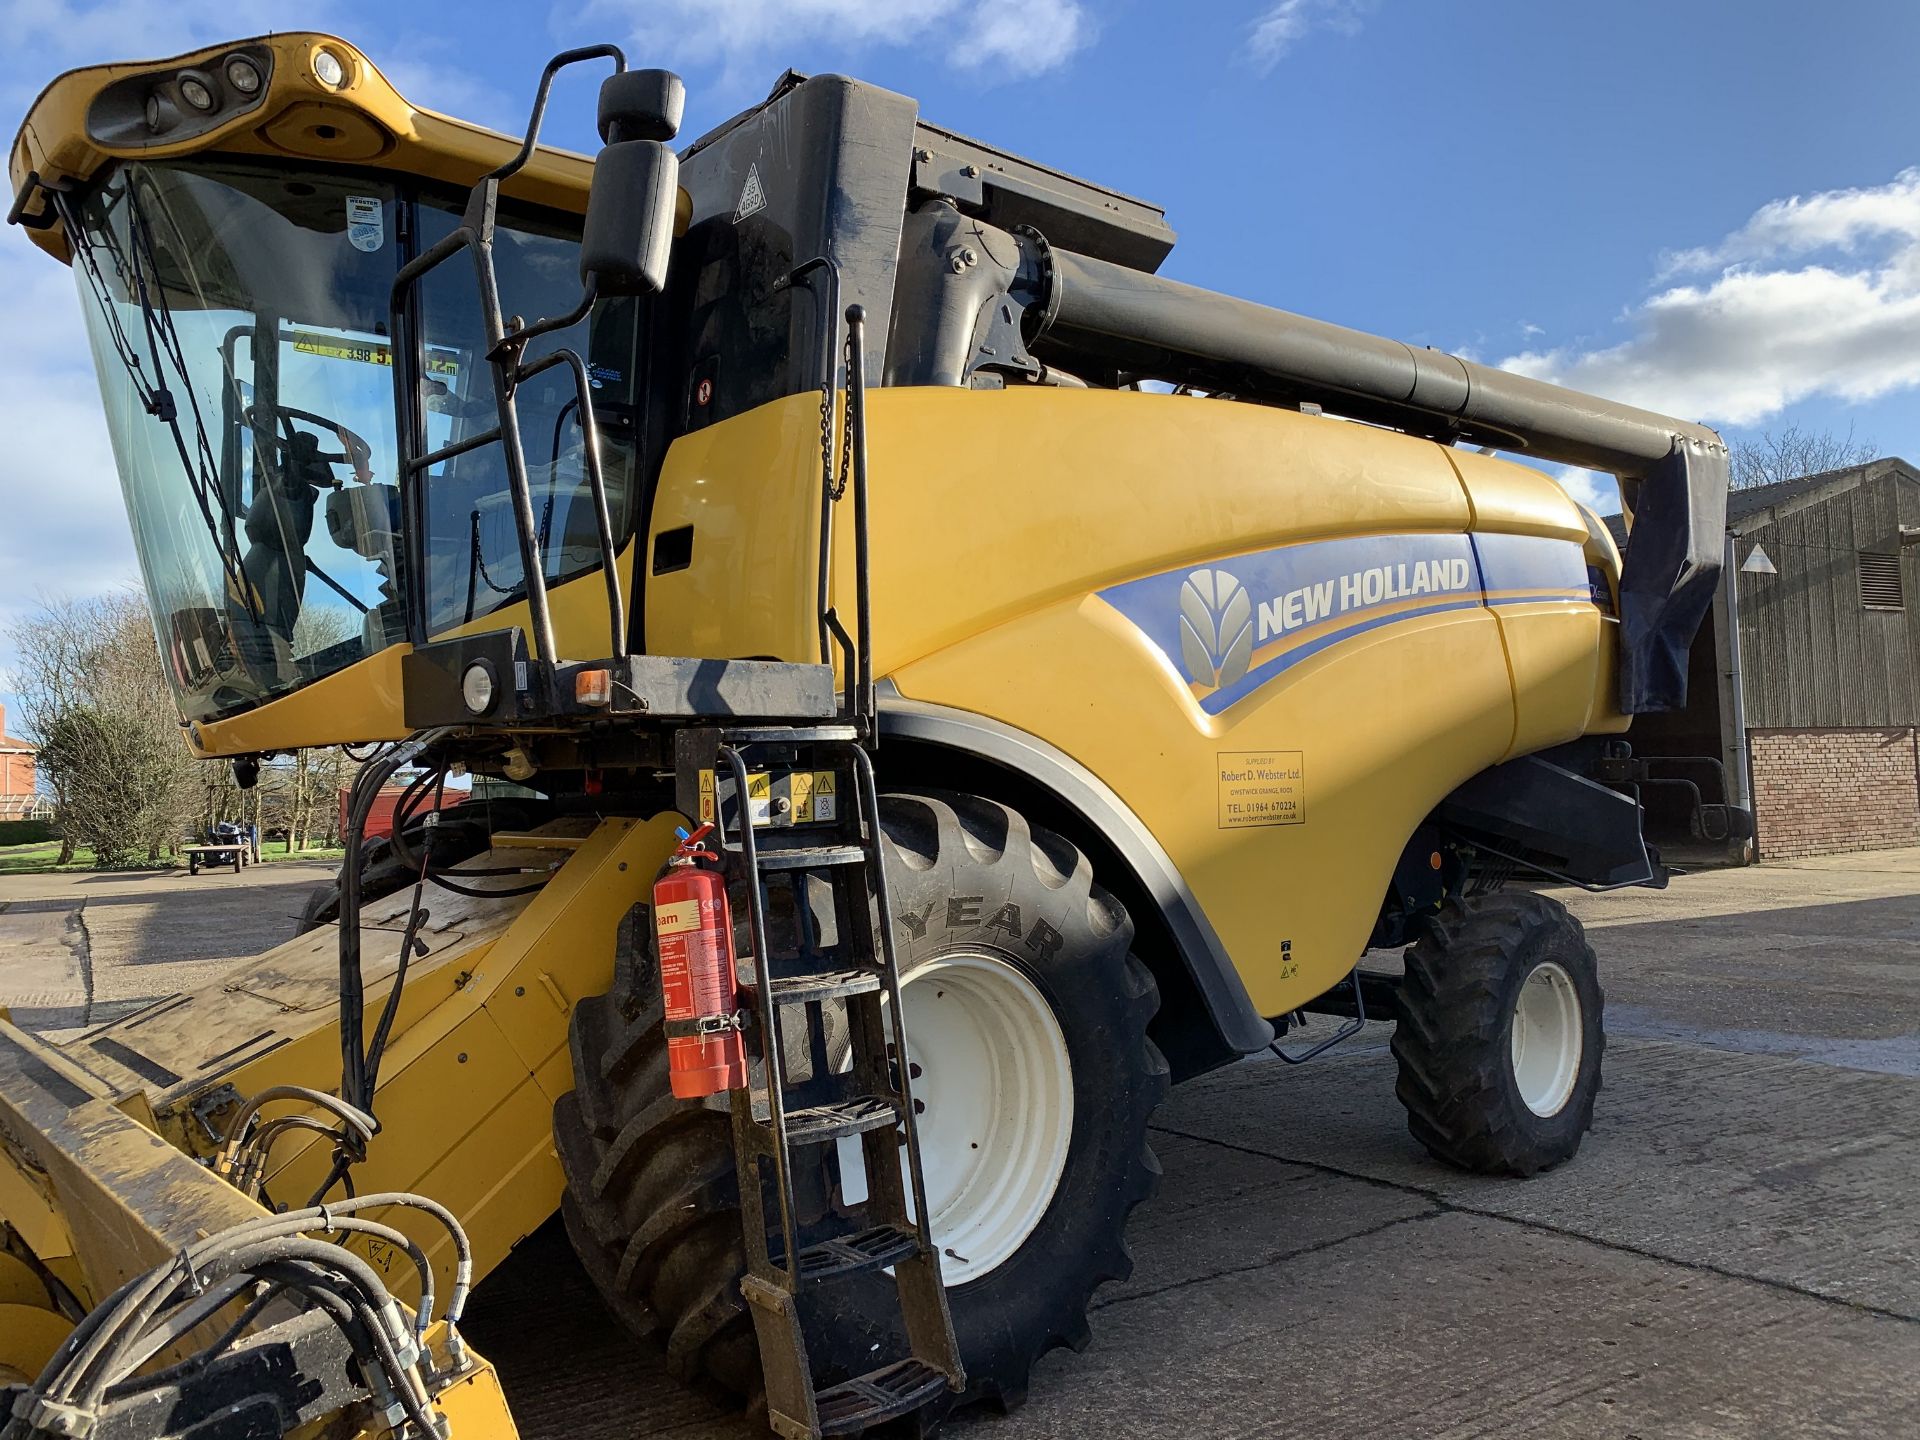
276;609;357;853
1729;423;1877;491
8;592;202;866
5;597;92;861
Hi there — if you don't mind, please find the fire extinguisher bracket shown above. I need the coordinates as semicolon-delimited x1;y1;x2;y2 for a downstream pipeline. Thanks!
663;1010;751;1040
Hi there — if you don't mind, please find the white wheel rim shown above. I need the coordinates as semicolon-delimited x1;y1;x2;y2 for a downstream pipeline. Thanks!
837;949;1073;1286
1510;961;1582;1117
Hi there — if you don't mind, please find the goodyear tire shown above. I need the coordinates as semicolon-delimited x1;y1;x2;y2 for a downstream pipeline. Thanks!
553;791;1168;1417
1391;892;1604;1176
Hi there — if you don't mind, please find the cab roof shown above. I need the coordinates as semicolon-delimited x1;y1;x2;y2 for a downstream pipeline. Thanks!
9;32;595;264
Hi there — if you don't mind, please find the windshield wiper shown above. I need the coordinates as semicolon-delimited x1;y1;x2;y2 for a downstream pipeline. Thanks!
59;182;259;624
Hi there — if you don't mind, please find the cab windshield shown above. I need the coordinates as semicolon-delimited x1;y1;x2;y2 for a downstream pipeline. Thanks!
70;160;637;725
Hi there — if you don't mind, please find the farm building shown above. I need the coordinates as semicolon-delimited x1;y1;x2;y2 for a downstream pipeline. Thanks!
1615;457;1920;861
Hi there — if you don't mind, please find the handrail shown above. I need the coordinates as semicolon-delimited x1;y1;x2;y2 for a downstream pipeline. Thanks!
519;346;628;658
386;46;631;667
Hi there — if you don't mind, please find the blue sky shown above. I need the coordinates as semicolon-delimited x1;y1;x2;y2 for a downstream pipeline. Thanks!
3;0;1919;719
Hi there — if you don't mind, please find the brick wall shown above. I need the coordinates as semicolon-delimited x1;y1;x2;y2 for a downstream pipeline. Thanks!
0;752;35;811
1749;727;1920;860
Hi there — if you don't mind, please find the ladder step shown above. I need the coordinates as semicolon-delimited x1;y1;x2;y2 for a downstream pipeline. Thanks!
775;1225;921;1282
724;724;860;745
752;968;884;1005
751;843;867;872
780;1095;899;1146
815;1359;950;1436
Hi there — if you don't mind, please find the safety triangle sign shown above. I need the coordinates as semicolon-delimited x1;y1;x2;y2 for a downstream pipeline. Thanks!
733;164;768;223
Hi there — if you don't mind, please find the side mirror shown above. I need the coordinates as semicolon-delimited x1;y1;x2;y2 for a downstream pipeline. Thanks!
580;69;685;297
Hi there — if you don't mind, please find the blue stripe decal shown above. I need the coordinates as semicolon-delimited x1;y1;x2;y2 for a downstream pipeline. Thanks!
1471;531;1592;594
1095;530;1593;716
1240;596;1489;684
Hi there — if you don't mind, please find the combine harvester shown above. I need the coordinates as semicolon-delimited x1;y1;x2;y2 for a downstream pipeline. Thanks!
0;33;1727;1439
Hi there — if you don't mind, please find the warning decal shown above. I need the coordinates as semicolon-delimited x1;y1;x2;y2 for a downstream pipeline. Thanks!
809;770;837;823
1217;751;1305;829
733;164;768;223
744;771;772;826
287;331;460;375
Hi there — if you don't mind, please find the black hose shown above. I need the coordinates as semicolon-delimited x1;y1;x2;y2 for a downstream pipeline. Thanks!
10;1199;471;1440
103;1288;278;1399
426;871;551;900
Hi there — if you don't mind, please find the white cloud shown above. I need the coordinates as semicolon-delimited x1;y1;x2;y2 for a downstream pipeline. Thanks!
378;49;519;134
1248;0;1374;73
1547;465;1620;517
0;0;337;106
1660;167;1920;275
1500;167;1920;428
583;0;1091;84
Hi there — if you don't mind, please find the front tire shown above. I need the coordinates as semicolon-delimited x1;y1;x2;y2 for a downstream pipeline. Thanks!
553;791;1168;1416
1391;892;1604;1176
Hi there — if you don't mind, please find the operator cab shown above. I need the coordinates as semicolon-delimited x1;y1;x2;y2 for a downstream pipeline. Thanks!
67;156;644;726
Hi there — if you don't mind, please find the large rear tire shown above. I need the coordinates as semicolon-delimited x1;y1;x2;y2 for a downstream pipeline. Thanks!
553;791;1168;1417
1391;892;1604;1176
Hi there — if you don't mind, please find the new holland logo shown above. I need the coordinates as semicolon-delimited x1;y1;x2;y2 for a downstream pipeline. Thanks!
1178;568;1252;688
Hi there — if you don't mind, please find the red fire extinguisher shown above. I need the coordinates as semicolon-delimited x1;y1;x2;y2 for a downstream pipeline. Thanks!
653;824;748;1099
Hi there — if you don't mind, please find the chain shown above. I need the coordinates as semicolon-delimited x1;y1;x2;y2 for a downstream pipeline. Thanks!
824;323;858;502
817;367;836;502
835;325;857;500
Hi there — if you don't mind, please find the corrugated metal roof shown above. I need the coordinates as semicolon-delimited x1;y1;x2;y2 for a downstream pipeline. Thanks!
1726;456;1920;533
1606;456;1918;552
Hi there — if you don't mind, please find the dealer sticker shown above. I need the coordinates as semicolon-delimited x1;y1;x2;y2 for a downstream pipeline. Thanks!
1217;750;1305;828
345;195;385;253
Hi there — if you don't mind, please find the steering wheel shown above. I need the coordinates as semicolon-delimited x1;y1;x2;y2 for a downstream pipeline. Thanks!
243;404;376;487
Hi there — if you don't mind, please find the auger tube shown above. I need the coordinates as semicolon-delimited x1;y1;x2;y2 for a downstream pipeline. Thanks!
1033;247;1720;475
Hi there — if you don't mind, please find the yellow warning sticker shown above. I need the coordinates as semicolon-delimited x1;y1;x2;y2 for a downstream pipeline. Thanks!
745;771;772;826
811;770;837;822
789;770;814;822
697;769;717;824
1217;751;1305;828
287;329;460;374
656;898;702;935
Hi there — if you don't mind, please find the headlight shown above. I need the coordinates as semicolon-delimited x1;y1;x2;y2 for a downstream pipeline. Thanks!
225;57;263;95
177;74;215;111
461;661;496;715
313;50;346;88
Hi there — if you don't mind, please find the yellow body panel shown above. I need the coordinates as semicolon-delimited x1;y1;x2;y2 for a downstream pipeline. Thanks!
188;548;639;757
30;819;678;1310
645;395;829;662
188;639;414;757
654;387;1619;1014
436;543;637;652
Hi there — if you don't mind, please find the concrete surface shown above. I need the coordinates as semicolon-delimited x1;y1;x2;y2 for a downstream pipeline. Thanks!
0;861;327;1034
4;851;1917;1437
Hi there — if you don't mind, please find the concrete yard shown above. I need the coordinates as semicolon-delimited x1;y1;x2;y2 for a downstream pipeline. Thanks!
3;850;1917;1438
